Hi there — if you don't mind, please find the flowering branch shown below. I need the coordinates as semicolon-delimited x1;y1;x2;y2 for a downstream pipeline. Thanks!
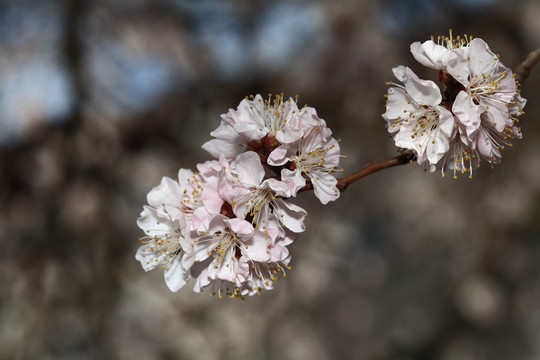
134;36;540;298
302;46;540;194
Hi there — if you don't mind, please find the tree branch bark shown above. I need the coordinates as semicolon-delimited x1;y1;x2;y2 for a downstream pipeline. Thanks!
515;47;540;84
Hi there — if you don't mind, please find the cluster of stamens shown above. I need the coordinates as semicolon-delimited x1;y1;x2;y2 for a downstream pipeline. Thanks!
139;232;183;272
432;29;473;50
247;93;301;137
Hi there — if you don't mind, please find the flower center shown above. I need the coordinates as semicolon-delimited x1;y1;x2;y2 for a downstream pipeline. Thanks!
237;187;275;222
212;232;237;264
248;93;299;137
178;174;203;216
468;71;506;102
410;107;439;141
296;147;327;173
139;233;183;271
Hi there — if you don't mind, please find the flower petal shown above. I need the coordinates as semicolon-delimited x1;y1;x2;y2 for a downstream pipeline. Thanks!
274;199;307;233
410;40;449;70
234;151;265;187
164;256;190;292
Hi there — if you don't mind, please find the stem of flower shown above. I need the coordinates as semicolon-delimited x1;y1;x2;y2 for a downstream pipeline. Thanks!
299;151;415;193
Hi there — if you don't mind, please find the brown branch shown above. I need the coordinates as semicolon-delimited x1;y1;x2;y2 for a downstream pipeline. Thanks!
514;47;540;83
336;152;415;191
300;152;415;193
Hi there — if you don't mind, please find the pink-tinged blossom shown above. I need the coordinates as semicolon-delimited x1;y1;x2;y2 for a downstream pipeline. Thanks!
136;177;194;292
383;66;455;166
192;215;270;277
386;32;526;177
187;214;296;298
202;94;323;159
445;38;524;166
136;93;344;297
448;39;517;131
268;124;342;204
230;151;307;233
196;156;231;216
186;214;274;298
231;217;295;297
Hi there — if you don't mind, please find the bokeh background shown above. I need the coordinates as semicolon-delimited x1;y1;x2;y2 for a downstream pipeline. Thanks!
1;0;540;359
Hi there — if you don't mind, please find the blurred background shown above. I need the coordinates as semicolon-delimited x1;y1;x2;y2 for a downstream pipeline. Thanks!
1;0;540;359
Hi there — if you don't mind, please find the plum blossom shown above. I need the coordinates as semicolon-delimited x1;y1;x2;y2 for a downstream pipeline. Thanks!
137;94;342;298
268;123;343;204
383;66;455;166
187;215;271;297
446;38;524;163
136;176;194;292
202;94;322;159
229;151;307;233
384;31;525;177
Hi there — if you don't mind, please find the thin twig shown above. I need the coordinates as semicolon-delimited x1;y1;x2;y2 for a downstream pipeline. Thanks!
336;152;415;191
514;48;540;83
299;152;415;193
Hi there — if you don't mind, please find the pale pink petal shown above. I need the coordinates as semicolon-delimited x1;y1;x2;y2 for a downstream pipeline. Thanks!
468;38;498;77
226;218;254;237
276;127;303;144
233;121;267;140
240;231;271;262
267;145;290;166
273;199;306;233
425;107;455;164
201;187;223;215
146;177;180;209
452;91;482;137
410;40;449;70
383;88;417;123
263;177;292;198
280;168;306;197
402;67;442;106
137;206;174;236
446;50;471;86
164;256;190;292
311;172;340;204
202;122;248;159
234;151;265;187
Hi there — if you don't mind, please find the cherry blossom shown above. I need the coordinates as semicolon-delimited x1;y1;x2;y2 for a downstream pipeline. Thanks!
383;66;455;166
136;176;194;292
268;123;342;204
202;94;323;160
229;151;307;233
385;32;526;176
136;94;344;297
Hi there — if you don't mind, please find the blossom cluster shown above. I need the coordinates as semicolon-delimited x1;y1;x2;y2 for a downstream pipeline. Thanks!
136;94;342;298
383;32;526;178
